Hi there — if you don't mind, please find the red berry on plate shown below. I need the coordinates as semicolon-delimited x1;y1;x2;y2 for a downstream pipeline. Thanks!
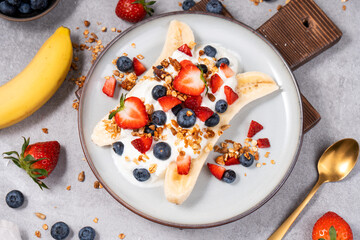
225;157;240;166
158;96;182;112
177;43;192;57
257;138;270;148
210;74;224;94
179;59;194;69
220;63;234;78
176;154;191;175
131;136;153;154
193;106;214;122
173;64;205;96
207;163;226;180
184;95;202;110
312;211;353;240
102;76;116;97
224;85;239;105
247;120;264;138
133;57;146;76
115;0;155;23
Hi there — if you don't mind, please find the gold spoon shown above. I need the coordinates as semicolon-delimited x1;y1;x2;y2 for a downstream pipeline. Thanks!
268;138;359;240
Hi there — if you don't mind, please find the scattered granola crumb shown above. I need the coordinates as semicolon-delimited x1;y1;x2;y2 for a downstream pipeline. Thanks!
269;9;272;12
341;0;348;2
42;224;48;230
131;43;136;48
277;5;283;11
72;100;79;110
76;27;79;30
97;22;102;25
35;212;46;220
78;171;85;182
94;181;100;189
262;162;266;165
42;128;48;134
256;163;261;168
35;230;41;238
149;163;157;174
137;54;144;60
342;5;346;10
119;233;126;239
117;29;122;33
93;217;98;223
101;27;107;32
66;185;71;191
111;28;116;32
99;182;103;188
178;2;182;7
244;173;247;177
84;20;90;27
264;152;270;158
271;159;276;164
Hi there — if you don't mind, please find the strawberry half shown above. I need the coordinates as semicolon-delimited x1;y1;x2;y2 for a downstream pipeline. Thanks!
3;137;60;190
225;157;240;166
173;64;205;96
312;211;353;240
131;136;153;154
224;85;239;105
179;59;194;69
133;57;146;76
207;163;226;180
158;96;182;112
194;106;214;122
247;120;264;138
102;76;116;97
210;74;224;94
110;94;148;129
178;44;192;57
184;95;202;110
115;0;155;23
220;63;234;78
176;154;191;175
257;138;270;148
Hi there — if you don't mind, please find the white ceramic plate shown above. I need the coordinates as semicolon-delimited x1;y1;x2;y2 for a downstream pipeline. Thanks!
78;12;303;228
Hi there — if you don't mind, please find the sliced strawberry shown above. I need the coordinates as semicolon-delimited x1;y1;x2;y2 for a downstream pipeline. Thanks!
131;136;153;154
133;57;146;76
158;96;182;112
224;85;239;105
194;106;214;122
114;96;148;129
179;59;194;69
176;154;191;175
247;120;264;138
207;163;226;180
220;63;234;78
210;74;224;94
225;157;240;166
178;44;192;57
173;64;205;96
257;138;270;148
102;77;116;97
184;95;202;110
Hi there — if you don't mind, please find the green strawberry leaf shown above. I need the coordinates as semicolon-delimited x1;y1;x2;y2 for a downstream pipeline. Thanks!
3;156;21;168
318;238;325;240
2;151;19;158
199;66;209;94
21;137;30;158
109;94;126;120
31;178;49;190
329;226;336;240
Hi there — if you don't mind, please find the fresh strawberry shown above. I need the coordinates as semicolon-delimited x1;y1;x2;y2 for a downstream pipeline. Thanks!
247;120;264;138
102;76;116;97
178;44;192;57
194;106;213;122
210;74;224;94
257;138;270;148
225;157;240;166
115;0;155;23
207;163;226;180
110;94;148;129
176;154;191;175
133;57;146;76
184;95;202;110
224;85;239;105
158;96;182;112
312;211;353;240
220;63;234;78
131;136;152;154
179;59;194;69
3;138;60;189
173;64;205;96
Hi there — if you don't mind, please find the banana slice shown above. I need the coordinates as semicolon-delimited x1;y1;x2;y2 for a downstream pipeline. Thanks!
164;72;279;204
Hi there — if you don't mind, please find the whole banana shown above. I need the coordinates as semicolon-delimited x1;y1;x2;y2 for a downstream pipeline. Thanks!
0;26;73;129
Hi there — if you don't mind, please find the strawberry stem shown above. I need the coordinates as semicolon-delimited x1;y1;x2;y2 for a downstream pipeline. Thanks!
109;94;126;120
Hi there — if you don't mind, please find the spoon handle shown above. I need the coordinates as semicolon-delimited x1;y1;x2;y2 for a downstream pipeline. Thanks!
268;177;326;240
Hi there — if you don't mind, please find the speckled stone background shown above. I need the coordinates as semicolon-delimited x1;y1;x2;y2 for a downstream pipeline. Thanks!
0;0;359;239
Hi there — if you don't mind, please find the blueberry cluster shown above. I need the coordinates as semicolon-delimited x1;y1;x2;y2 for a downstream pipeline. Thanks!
0;0;49;17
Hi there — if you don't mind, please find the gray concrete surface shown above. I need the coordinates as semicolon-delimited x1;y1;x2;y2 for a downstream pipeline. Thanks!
0;0;359;239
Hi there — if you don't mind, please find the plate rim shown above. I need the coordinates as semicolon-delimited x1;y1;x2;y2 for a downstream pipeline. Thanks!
78;11;304;229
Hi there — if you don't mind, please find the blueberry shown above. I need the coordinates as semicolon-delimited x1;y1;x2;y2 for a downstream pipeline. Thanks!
216;58;230;68
177;108;196;128
182;0;195;11
6;0;21;7
205;113;220;127
144;123;157;136
0;1;16;15
240;153;254;167
171;104;182;116
5;190;24;208
116;56;133;72
18;2;31;13
112;141;124;156
222;170;236;183
206;0;223;14
204;45;217;58
151;110;167;126
215;100;228;113
197;64;208;74
51;222;70;240
133;168;150;182
151;85;167;100
30;0;48;10
79;226;96;240
153;142;171;160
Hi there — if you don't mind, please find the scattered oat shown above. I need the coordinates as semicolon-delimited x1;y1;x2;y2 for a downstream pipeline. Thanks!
178;2;182;7
99;182;103;188
42;128;48;134
244;173;247;177
101;27;107;32
84;20;90;27
149;163;158;174
42;224;48;230
35;230;41;238
93;217;98;223
262;162;266;165
131;43;136;48
341;0;348;2
137;54;144;60
78;171;85;182
119;233;126;239
72;100;79;110
111;28;116;32
256;163;261;168
66;185;71;191
342;5;346;10
35;212;46;220
264;152;270;158
94;181;100;189
271;159;275;164
117;29;122;33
